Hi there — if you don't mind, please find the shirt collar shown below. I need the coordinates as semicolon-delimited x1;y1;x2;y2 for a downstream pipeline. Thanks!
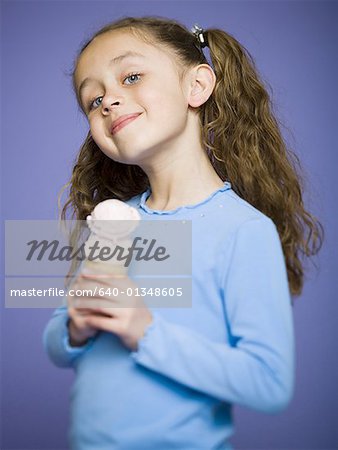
138;181;232;215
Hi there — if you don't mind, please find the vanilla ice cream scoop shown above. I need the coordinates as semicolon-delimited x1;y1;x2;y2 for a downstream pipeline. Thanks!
82;199;141;277
86;199;141;243
90;199;140;221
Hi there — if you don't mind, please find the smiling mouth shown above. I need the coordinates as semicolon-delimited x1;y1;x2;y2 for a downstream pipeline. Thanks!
111;114;142;135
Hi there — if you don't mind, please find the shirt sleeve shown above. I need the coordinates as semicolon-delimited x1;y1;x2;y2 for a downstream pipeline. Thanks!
42;303;96;368
130;217;295;413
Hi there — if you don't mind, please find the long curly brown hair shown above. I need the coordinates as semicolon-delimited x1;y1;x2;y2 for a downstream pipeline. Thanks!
61;15;324;297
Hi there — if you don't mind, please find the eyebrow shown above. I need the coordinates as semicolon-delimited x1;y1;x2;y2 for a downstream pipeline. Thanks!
77;51;145;98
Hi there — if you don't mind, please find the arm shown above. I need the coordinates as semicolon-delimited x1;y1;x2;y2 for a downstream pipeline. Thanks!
42;303;96;368
130;218;295;413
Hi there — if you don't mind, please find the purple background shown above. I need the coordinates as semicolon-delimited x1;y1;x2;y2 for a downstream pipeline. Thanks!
1;1;337;449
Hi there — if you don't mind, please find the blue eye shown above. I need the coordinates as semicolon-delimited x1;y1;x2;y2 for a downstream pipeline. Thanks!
123;73;141;85
88;96;103;111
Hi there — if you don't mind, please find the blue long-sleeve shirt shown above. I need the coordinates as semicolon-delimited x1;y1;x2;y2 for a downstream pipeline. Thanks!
43;181;295;450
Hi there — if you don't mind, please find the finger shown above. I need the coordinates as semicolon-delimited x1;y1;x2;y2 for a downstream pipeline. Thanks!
71;293;137;311
68;305;92;319
79;272;120;286
74;308;105;316
85;314;119;334
73;302;117;315
71;296;119;309
87;307;115;317
68;295;92;309
80;273;132;289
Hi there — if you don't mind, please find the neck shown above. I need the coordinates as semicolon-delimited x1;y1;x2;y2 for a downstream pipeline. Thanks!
138;145;224;211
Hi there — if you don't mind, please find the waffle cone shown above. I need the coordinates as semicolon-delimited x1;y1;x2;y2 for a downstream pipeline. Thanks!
82;259;128;278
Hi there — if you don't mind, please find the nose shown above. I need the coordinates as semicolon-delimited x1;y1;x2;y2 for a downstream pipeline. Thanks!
101;95;123;114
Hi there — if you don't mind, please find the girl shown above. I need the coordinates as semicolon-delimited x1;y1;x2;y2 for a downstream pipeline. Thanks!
43;16;324;450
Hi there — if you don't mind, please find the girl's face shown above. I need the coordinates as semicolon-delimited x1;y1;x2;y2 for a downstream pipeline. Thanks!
74;30;193;166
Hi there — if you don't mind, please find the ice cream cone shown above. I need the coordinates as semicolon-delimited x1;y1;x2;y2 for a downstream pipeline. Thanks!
81;199;141;279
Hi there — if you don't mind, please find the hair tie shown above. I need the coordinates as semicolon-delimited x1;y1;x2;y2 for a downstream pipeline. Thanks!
191;23;208;49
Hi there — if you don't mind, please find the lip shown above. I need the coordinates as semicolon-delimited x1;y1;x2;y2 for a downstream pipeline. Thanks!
110;113;142;135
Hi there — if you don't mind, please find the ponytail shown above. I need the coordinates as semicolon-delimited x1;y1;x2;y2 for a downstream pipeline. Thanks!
200;27;324;297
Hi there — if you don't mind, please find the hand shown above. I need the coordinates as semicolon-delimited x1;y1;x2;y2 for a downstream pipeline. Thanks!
67;272;154;351
67;307;100;347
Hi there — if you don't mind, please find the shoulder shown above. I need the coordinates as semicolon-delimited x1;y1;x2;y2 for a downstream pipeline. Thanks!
211;188;277;237
213;189;283;265
219;188;271;225
217;193;287;289
221;197;283;267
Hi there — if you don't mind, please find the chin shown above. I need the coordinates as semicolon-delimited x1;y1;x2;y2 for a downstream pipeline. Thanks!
97;146;148;166
99;130;170;164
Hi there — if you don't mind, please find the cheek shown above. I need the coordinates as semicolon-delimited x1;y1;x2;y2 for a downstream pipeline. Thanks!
137;87;162;110
140;85;187;121
89;118;105;142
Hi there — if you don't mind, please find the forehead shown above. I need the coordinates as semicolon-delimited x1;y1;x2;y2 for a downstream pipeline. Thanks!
74;30;178;85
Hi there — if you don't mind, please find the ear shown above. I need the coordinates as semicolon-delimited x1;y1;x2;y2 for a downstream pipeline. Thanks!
187;64;216;108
